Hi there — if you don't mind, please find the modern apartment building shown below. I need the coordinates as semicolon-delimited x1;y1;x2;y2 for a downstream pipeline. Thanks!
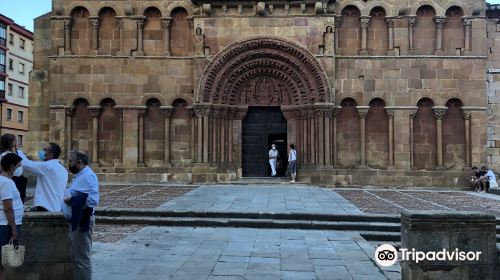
0;14;32;147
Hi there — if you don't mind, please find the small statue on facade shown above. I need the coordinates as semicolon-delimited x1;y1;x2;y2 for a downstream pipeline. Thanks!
194;26;205;56
324;25;335;55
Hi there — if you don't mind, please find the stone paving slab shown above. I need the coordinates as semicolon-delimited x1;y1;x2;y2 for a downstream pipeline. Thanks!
159;185;362;214
93;227;396;280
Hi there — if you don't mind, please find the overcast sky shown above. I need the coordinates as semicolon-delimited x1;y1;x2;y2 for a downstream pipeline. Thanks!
2;0;500;32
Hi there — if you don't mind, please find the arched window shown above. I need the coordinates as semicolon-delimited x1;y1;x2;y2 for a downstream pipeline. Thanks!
70;7;90;55
339;6;361;55
444;6;464;55
366;98;388;168
98;7;120;55
144;98;165;166
415;5;437;55
170;99;192;166
337;98;360;167
443;98;465;169
413;98;436;169
98;98;120;166
170;8;193;56
71;98;92;157
143;7;163;56
367;7;388;55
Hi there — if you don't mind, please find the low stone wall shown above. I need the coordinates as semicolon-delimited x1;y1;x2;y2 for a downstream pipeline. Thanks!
94;166;471;188
401;211;497;280
5;212;74;280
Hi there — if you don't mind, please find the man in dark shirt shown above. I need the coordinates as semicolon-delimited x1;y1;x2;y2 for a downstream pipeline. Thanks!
470;167;487;192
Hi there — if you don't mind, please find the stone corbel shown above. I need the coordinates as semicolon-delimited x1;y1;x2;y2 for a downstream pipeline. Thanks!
356;106;370;119
432;106;447;120
160;106;174;118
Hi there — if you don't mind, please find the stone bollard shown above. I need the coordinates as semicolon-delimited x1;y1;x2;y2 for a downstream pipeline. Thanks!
5;212;74;280
401;211;497;280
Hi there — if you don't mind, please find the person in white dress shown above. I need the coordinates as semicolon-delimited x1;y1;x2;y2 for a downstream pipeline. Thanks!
268;144;279;177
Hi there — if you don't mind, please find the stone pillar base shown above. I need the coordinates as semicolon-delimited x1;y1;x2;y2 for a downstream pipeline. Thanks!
387;50;396;56
137;162;146;167
134;51;145;56
435;166;446;171
359;50;369;55
408;50;416;55
434;50;444;55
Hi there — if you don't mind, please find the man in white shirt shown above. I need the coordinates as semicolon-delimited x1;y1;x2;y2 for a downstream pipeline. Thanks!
268;144;279;177
481;166;498;190
18;143;68;211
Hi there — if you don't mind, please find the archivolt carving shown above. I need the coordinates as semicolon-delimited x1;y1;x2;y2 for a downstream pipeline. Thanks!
198;36;332;105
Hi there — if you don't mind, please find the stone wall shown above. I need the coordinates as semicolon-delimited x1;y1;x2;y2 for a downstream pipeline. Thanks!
487;18;500;172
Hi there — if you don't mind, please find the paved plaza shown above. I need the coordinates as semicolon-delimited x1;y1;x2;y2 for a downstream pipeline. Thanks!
93;227;397;280
92;183;500;279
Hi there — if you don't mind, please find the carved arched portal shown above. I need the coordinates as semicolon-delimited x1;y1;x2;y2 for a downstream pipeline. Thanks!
194;36;333;174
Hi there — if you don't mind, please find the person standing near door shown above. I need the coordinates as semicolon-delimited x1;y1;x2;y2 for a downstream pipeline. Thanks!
288;144;297;183
268;144;279;177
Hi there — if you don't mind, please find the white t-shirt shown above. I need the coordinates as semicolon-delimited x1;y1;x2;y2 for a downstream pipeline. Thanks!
269;149;278;159
487;170;498;188
0;176;23;225
17;150;68;212
288;149;297;161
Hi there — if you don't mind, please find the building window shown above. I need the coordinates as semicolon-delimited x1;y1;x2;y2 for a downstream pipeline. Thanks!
17;135;23;146
6;108;12;120
17;111;23;123
18;63;24;74
0;49;5;73
0;77;4;91
8;33;13;45
7;83;12;96
18;86;24;99
8;59;13;71
19;38;25;49
0;23;6;47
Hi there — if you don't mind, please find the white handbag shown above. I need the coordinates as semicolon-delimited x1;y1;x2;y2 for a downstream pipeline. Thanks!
1;239;25;268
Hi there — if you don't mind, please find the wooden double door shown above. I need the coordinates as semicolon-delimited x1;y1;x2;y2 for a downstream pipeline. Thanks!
242;107;288;177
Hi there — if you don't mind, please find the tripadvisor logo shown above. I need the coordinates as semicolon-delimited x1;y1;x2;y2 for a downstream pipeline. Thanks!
374;244;482;267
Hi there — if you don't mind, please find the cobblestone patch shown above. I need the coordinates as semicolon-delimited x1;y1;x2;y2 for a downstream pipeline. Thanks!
94;224;144;243
336;189;500;216
99;185;196;208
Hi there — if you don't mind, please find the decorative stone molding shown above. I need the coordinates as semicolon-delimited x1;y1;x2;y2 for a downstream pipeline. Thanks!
198;36;332;106
314;2;323;14
256;2;266;16
89;17;100;29
193;104;211;117
462;111;472;120
64;107;74;117
64;18;73;29
409;109;418;119
462;17;472;28
432;107;447;120
385;109;395;119
356;106;370;119
88;106;101;118
385;17;395;28
136;17;146;29
202;4;212;15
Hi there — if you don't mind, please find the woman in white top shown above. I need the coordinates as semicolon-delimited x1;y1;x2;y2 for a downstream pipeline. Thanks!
288;144;297;183
0;153;23;278
0;134;25;203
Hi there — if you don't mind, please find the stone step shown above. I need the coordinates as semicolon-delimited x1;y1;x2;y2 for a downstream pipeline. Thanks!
96;215;401;232
96;208;400;223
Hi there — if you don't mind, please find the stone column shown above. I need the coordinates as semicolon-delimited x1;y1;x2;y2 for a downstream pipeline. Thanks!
309;112;316;164
463;111;472;168
136;17;145;56
219;110;226;163
161;17;172;56
386;17;395;55
409;110;417;167
161;107;173;166
118;18;124;56
358;107;369;167
211;109;219;163
386;109;395;167
324;113;331;166
194;106;204;163
89;107;100;165
360;16;370;55
137;110;145;167
301;116;307;164
117;108;124;164
332;108;339;167
335;16;342;54
463;17;472;55
434;16;446;55
227;110;233;163
408;16;416;54
64;107;73;160
203;108;210;163
89;17;99;55
317;110;325;165
401;211;496;280
63;18;73;55
433;107;447;169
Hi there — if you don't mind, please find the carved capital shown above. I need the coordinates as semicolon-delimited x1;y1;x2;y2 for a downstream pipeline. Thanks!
161;17;172;29
432;107;447;120
88;107;100;118
357;108;369;119
385;109;395;119
193;104;211;117
408;16;416;28
434;16;446;29
137;18;146;30
409;109;418;119
160;106;174;118
89;17;100;29
64;18;73;29
360;16;371;29
335;16;343;28
65;107;74;117
118;18;124;29
385;17;395;28
463;17;472;28
462;111;472;120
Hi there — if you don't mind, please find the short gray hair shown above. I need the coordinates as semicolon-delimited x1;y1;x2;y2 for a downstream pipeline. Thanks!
70;149;89;165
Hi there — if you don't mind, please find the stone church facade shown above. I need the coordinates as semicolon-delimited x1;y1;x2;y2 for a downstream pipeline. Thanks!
28;0;493;187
